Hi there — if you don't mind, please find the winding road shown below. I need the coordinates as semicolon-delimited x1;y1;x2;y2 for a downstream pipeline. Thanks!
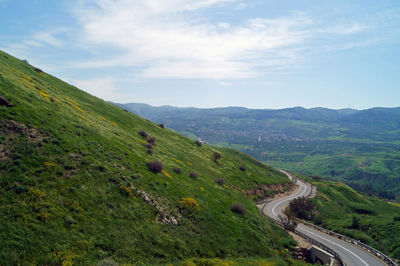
260;170;387;266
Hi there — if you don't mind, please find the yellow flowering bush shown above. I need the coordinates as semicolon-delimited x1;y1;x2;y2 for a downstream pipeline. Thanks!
179;197;200;210
182;258;234;266
27;187;46;202
78;115;88;121
44;162;55;168
120;185;134;197
162;169;172;179
173;158;183;165
39;89;50;101
65;97;85;113
36;211;51;221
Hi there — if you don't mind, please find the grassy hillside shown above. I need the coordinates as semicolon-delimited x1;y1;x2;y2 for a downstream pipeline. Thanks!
302;176;400;260
0;50;303;265
117;103;400;200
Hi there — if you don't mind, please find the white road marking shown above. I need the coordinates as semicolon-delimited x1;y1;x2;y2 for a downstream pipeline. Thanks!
300;227;369;266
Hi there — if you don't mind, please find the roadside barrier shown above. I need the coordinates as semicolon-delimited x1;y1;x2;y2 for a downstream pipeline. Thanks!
273;218;344;265
299;220;398;266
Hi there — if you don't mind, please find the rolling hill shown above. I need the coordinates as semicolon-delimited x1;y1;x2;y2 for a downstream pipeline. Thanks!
116;102;400;200
0;50;303;265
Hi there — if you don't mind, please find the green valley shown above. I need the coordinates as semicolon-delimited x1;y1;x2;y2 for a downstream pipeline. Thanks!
116;103;400;200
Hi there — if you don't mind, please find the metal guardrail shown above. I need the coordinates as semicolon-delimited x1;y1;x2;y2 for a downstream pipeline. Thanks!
300;220;398;266
273;219;344;265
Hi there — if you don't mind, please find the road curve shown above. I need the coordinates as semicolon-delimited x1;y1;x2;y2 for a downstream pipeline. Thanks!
261;170;386;266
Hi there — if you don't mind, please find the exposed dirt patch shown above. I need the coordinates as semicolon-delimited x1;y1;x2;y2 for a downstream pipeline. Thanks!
0;120;47;162
289;232;312;249
1;120;45;142
289;230;314;263
253;182;298;204
245;182;293;198
292;247;312;263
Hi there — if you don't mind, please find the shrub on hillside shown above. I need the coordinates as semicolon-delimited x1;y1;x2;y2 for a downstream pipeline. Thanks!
138;130;148;138
142;143;152;149
173;167;182;174
288;197;316;220
146;160;163;173
120;185;134;197
189;171;199;179
349;216;361;229
98;258;119;266
239;166;246;172
179;197;200;210
147;137;156;146
214;178;226;186
230;203;247;214
194;140;202;147
146;149;153;155
213;152;221;163
313;215;323;225
158;123;165;129
34;67;43;73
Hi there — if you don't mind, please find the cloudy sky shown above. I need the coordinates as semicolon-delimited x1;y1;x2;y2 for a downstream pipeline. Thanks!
1;0;399;109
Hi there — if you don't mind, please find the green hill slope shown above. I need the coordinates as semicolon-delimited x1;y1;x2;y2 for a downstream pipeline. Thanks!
0;50;300;265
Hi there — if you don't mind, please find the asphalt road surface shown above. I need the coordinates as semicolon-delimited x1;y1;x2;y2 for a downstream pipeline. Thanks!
261;170;386;266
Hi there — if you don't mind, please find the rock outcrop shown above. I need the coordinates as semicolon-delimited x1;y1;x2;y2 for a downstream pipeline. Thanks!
0;96;13;107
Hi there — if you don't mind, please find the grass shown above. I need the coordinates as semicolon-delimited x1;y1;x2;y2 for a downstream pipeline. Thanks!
180;256;309;265
300;175;400;260
0;50;300;265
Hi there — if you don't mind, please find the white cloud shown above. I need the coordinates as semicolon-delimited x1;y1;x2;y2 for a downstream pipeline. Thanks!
69;77;175;104
219;81;233;86
72;0;312;79
22;28;70;48
339;38;379;50
23;40;44;47
319;23;366;35
234;3;246;10
71;77;125;101
34;33;63;47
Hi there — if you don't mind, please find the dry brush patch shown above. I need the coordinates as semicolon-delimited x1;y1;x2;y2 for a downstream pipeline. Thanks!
146;160;163;173
230;203;247;214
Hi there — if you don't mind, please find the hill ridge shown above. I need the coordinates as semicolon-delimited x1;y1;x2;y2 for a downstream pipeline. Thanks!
0;49;303;265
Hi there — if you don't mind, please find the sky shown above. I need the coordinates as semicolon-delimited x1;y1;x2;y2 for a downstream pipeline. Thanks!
1;0;399;110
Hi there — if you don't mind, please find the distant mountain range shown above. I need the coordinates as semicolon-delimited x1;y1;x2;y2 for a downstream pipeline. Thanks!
114;102;400;200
